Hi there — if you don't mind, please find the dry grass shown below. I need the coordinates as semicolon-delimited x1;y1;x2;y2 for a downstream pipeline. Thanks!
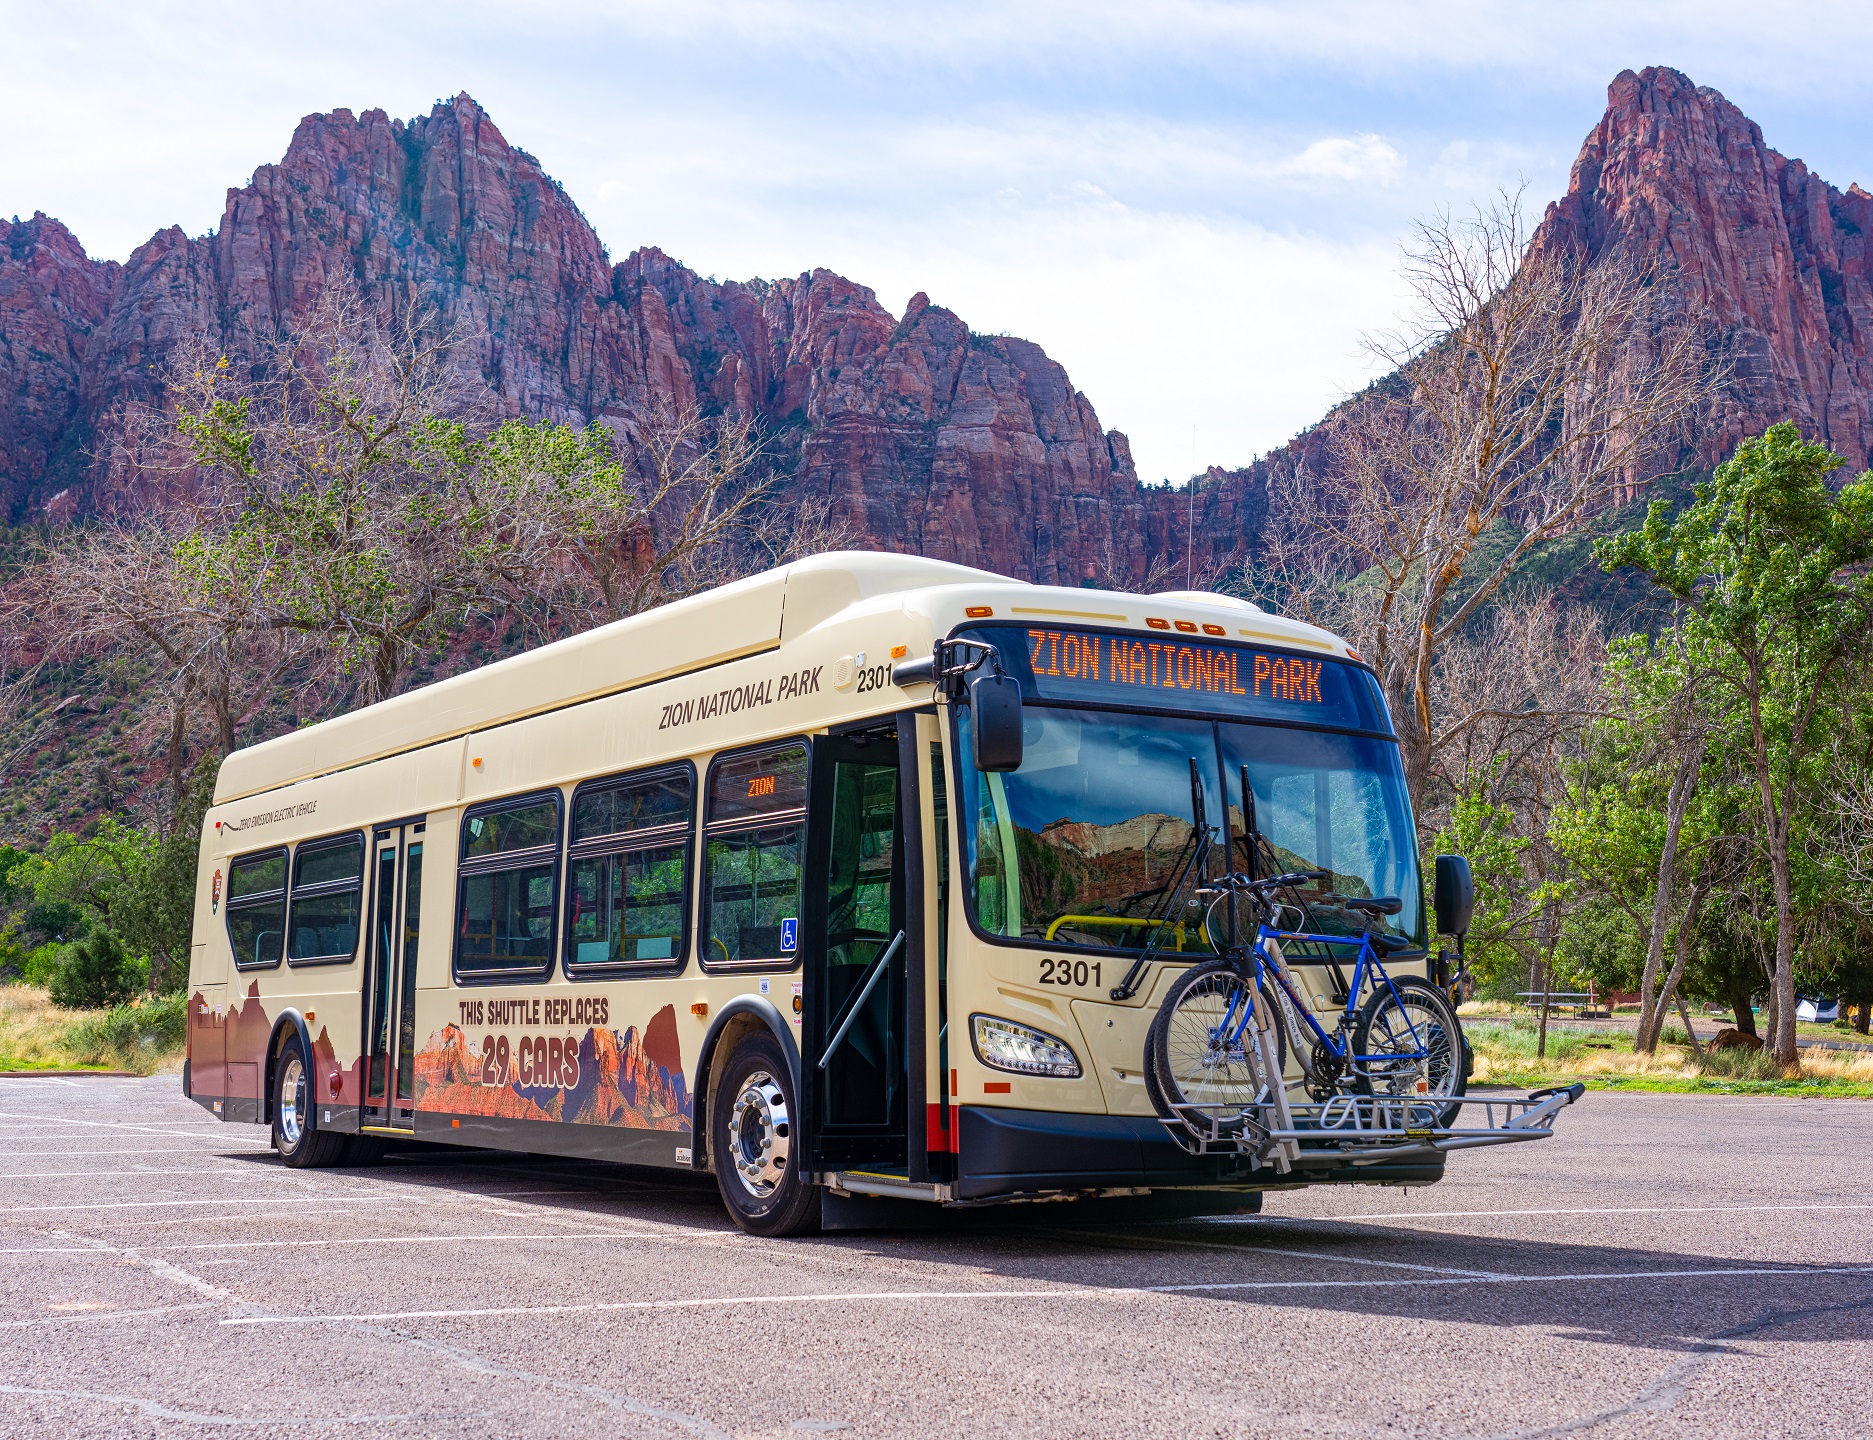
0;984;186;1074
0;985;95;1070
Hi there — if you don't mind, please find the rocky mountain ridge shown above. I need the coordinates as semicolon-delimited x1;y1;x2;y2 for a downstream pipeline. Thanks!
3;67;1870;589
0;95;1164;584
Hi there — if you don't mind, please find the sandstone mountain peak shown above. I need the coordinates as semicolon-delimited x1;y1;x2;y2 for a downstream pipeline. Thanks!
0;95;1159;584
1536;64;1873;470
4;75;1873;586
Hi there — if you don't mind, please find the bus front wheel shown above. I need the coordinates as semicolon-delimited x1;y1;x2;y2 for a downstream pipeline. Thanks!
272;1034;349;1168
710;1033;820;1237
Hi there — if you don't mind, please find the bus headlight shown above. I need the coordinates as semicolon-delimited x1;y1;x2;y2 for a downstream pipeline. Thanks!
970;1014;1082;1078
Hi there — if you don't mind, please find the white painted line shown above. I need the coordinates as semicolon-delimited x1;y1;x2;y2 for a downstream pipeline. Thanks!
1232;1202;1873;1225
0;1195;400;1214
0;1302;219;1330
224;1263;1873;1326
116;1231;663;1254
0;1113;271;1143
0;1167;282;1180
1068;1228;1507;1278
0;1148;269;1157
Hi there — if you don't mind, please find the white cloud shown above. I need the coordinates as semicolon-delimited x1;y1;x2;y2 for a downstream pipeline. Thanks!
1279;135;1405;185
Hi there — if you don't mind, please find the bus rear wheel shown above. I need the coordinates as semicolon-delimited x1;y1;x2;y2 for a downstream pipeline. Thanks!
710;1033;819;1237
272;1034;349;1168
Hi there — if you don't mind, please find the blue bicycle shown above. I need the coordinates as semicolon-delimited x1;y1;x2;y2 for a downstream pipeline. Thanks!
1146;869;1467;1133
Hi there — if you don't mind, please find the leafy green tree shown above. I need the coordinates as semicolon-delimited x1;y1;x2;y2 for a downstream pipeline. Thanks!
1597;423;1873;1064
1430;786;1531;990
48;929;143;1010
110;758;218;993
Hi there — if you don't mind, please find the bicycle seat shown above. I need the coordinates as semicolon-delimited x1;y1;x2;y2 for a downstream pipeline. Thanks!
1343;896;1403;918
1369;932;1414;954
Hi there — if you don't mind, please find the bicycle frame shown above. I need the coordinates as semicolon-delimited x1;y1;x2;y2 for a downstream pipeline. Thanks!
1216;925;1431;1076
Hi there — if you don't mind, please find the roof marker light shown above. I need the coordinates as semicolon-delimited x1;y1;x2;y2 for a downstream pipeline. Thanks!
966;605;993;618
1202;623;1226;637
1145;617;1170;630
1173;620;1198;633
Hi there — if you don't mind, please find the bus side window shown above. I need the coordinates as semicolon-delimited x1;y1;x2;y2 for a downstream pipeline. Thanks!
286;832;365;965
453;792;562;982
227;848;288;970
565;766;694;973
701;743;808;969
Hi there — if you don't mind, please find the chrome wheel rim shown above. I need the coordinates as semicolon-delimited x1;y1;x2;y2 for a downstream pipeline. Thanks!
278;1052;307;1149
726;1070;790;1200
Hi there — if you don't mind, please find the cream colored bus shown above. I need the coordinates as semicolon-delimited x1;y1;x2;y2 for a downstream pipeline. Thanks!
183;552;1450;1234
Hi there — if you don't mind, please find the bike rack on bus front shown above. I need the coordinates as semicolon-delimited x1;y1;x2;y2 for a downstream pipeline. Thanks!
1159;1083;1585;1173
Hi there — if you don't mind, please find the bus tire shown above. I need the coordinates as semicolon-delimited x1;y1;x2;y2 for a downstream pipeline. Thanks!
343;1134;390;1165
1352;975;1467;1126
711;1032;819;1237
272;1034;348;1168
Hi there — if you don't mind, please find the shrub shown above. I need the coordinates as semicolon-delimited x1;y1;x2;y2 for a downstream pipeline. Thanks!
47;930;145;1010
1698;1045;1787;1082
20;943;62;988
64;992;187;1072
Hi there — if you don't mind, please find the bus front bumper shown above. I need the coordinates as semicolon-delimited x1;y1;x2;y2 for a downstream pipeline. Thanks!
954;1104;1446;1201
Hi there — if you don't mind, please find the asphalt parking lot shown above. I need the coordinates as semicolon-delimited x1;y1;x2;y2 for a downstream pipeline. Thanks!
1;1077;1869;1439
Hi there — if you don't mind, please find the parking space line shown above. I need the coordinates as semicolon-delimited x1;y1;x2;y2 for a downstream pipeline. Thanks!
0;1113;271;1143
0;1148;271;1158
225;1262;1873;1326
0;1231;677;1257
1064;1228;1508;1277
0;1303;220;1330
1230;1202;1873;1224
0;1195;400;1214
0;1167;290;1180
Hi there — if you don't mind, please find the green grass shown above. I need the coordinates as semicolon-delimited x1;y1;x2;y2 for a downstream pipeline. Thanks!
1464;1016;1873;1098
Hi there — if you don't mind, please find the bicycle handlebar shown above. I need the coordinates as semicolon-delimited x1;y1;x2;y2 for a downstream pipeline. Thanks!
1200;869;1326;895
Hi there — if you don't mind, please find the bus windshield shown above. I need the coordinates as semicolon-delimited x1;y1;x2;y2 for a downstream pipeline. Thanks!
956;706;1422;954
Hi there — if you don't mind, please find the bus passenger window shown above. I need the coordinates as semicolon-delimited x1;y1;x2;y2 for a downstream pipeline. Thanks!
227;848;288;969
565;768;693;972
454;794;562;980
702;744;808;969
287;833;365;964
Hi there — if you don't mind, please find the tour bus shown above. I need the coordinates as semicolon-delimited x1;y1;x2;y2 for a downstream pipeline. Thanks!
184;552;1456;1234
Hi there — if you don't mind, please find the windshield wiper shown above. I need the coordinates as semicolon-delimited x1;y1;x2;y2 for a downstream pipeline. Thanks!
1109;757;1214;1002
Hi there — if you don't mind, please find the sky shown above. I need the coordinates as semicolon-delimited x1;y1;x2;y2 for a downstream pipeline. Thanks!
5;1;1873;485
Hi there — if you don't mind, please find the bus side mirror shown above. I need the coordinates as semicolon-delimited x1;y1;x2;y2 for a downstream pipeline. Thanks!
1433;854;1474;938
968;669;1024;772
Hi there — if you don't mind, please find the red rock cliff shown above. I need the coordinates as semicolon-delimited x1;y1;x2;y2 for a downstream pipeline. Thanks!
0;95;1153;584
8;72;1873;586
1534;65;1873;472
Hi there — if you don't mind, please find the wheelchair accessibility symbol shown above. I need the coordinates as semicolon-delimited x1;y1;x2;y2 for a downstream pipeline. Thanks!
780;917;798;952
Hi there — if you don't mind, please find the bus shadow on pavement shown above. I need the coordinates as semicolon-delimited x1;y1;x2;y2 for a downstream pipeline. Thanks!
232;1142;1873;1357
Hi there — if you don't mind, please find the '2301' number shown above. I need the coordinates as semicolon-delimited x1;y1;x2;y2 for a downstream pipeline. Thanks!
1038;958;1101;988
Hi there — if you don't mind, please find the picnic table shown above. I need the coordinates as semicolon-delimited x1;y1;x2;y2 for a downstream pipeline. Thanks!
1516;992;1610;1019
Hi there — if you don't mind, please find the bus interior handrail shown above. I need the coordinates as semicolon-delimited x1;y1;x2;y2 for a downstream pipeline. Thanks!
817;930;905;1071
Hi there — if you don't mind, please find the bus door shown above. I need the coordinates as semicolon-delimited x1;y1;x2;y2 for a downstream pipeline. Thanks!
805;727;912;1170
362;821;425;1131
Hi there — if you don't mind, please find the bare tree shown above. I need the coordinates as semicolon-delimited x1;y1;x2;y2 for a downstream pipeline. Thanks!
1270;195;1718;808
487;402;784;628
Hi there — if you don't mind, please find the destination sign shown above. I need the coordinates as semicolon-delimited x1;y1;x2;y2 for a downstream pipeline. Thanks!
959;624;1391;733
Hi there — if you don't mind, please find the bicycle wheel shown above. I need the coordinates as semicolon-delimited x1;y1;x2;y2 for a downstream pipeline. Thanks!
1148;962;1285;1125
1351;975;1466;1125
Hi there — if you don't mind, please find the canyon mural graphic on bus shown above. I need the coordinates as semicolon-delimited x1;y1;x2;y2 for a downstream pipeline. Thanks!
412;1003;693;1130
188;981;363;1107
